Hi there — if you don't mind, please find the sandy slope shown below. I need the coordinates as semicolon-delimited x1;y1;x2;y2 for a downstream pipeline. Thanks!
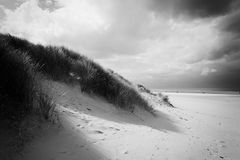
19;82;240;160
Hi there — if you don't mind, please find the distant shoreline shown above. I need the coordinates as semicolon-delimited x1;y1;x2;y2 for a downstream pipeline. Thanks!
152;89;240;95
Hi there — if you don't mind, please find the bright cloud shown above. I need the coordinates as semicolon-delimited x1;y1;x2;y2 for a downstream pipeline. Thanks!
201;67;217;76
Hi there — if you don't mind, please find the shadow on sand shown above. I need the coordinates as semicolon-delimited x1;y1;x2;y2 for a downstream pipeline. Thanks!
58;93;181;133
49;81;181;133
14;120;108;160
45;80;181;133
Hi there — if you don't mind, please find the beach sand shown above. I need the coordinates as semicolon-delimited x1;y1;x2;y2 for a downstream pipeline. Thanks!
18;82;240;160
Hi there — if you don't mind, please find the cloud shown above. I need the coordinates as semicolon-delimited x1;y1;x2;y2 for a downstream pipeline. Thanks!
148;0;237;19
221;10;240;35
1;0;164;58
176;0;235;18
0;0;26;10
0;5;6;20
147;0;240;73
201;67;217;76
38;0;61;11
0;0;214;59
207;9;240;62
0;0;111;49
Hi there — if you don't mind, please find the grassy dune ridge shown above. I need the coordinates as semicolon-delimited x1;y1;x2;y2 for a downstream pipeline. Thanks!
0;41;37;121
0;33;153;123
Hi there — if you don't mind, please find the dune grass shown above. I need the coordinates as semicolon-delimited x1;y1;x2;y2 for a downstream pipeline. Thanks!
0;43;36;121
0;33;153;118
0;34;58;122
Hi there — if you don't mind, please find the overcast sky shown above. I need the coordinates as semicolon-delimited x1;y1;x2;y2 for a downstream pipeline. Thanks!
0;0;240;90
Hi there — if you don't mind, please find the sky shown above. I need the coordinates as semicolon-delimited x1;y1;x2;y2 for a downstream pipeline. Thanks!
0;0;240;90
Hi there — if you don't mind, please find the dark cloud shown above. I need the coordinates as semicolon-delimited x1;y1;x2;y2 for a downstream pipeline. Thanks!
147;0;240;64
208;61;240;90
208;38;240;61
148;61;240;90
221;10;240;36
148;0;237;18
0;0;25;10
0;7;5;20
208;10;240;62
38;0;61;12
177;0;235;18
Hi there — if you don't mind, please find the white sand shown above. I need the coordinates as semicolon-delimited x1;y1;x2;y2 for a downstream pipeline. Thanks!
19;82;240;160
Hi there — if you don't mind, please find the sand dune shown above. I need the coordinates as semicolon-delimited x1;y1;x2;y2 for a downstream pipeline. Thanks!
19;82;240;160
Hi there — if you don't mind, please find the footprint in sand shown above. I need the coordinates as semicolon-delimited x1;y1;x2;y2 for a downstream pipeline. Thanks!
218;140;226;148
59;151;67;154
76;124;85;129
93;130;104;134
219;140;225;144
219;144;226;148
82;119;91;124
109;127;120;131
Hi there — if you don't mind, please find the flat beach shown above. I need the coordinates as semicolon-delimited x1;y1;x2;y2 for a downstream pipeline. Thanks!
20;83;240;160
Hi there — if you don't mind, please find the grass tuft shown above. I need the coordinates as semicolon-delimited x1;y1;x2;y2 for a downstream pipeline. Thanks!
0;33;153;113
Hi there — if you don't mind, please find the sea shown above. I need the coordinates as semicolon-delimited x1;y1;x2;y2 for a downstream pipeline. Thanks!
152;88;240;95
